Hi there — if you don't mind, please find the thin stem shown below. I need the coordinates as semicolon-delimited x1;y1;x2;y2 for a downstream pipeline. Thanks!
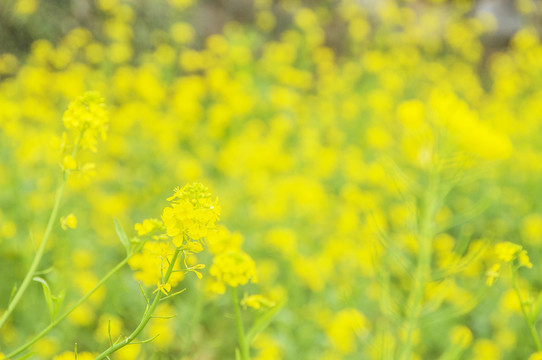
0;179;67;331
232;286;250;360
5;252;134;359
512;265;542;351
94;247;182;360
399;171;439;360
0;130;84;331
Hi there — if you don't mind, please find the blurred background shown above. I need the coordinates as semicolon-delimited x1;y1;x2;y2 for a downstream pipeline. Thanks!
1;0;542;359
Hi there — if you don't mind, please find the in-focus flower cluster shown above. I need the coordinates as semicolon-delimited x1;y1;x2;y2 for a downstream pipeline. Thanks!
62;91;108;152
486;241;533;286
162;183;221;249
129;183;220;289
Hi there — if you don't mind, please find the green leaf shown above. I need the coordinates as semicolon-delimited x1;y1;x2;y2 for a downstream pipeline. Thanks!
53;289;65;320
34;266;55;276
114;219;131;255
33;277;55;321
235;348;242;360
246;299;286;345
33;277;64;321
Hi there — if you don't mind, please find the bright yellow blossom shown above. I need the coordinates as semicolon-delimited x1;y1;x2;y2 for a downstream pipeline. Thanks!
162;183;220;247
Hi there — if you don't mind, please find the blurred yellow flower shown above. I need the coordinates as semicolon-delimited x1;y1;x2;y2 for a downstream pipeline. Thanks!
62;154;77;170
62;91;108;152
241;294;275;310
210;250;258;292
60;213;77;230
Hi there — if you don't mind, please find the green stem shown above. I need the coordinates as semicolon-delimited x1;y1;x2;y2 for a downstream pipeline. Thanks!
232;286;249;360
5;252;134;359
0;130;84;331
512;265;542;351
399;172;439;360
94;247;182;360
0;180;67;331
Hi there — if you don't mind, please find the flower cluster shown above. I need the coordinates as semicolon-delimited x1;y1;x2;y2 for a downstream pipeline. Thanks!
162;183;221;249
2;0;542;357
134;218;165;237
486;241;533;286
209;250;258;293
62;91;108;152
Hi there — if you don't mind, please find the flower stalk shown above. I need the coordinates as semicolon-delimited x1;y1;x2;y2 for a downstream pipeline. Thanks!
511;265;542;352
94;246;182;360
0;130;84;332
399;170;440;360
232;286;250;360
5;248;138;359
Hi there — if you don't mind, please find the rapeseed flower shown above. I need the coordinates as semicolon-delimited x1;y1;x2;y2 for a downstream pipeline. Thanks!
134;218;164;237
209;250;257;293
162;183;220;248
486;242;533;286
62;91;108;152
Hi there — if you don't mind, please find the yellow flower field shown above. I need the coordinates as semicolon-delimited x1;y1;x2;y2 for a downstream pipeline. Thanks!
1;0;542;359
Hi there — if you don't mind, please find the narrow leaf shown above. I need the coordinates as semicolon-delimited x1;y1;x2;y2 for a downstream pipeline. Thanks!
33;277;55;321
52;289;66;320
131;334;160;345
34;266;55;276
246;299;286;345
138;283;150;305
8;283;18;305
159;288;186;302
114;219;131;255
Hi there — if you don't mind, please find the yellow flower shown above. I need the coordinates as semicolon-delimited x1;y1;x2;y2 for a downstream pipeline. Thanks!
186;263;205;279
518;250;533;269
209;250;257;290
529;352;542;360
162;183;220;247
449;325;473;348
485;263;500;287
60;213;77;230
153;282;172;295
494;241;522;263
62;91;108;152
